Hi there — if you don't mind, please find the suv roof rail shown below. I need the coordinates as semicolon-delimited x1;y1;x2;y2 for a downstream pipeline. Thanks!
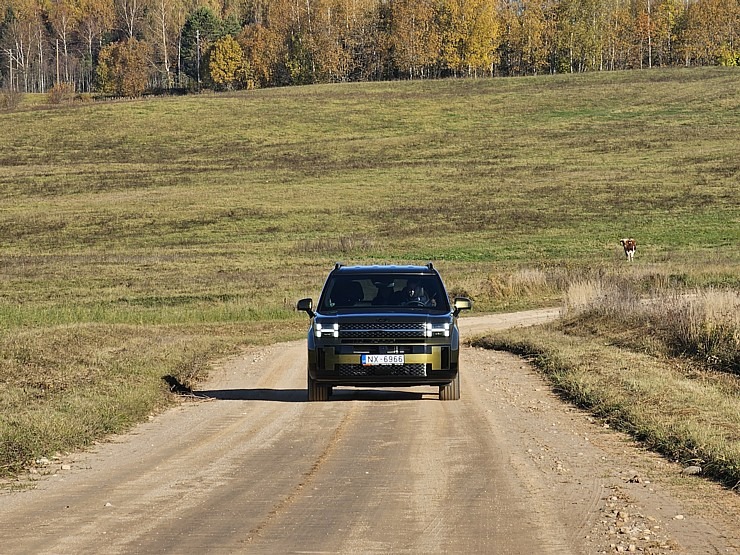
334;262;344;270
426;261;434;270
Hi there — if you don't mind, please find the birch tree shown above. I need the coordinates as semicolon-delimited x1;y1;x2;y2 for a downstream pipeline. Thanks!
556;0;607;71
500;0;557;75
439;0;501;76
116;0;143;38
78;0;114;90
648;0;680;64
46;0;80;84
4;0;46;91
145;0;183;88
682;0;739;64
387;0;439;79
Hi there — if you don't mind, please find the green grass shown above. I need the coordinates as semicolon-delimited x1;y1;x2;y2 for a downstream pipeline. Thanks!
1;67;738;477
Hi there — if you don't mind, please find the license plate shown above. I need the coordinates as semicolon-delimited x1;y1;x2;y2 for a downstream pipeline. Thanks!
361;354;405;366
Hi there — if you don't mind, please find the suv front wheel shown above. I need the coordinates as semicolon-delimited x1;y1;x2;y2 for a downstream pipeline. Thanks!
439;372;460;401
307;365;330;401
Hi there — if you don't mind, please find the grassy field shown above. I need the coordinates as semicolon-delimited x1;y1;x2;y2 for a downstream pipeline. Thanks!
1;67;738;477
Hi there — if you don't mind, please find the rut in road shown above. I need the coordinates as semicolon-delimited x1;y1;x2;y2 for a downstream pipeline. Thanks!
245;401;358;542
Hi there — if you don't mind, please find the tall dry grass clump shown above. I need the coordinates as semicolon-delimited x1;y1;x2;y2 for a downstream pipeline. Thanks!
450;268;561;311
563;280;740;376
562;279;606;314
562;278;641;320
0;87;22;111
482;268;550;298
480;279;740;485
660;289;740;373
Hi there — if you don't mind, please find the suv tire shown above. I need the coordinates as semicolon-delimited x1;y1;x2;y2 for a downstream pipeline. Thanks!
307;366;330;401
439;372;460;401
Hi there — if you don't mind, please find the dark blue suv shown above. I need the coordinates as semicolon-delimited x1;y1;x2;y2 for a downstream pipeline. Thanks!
297;263;472;401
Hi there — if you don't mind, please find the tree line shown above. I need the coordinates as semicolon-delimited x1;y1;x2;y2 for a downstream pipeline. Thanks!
1;0;738;97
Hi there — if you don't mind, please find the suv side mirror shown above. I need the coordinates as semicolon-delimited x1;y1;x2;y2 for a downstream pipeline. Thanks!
453;297;472;316
297;298;314;317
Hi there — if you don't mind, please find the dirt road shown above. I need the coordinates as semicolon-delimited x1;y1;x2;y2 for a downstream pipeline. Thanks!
1;310;738;554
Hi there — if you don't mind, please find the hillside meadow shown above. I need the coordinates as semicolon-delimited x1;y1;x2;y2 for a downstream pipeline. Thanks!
1;67;738;478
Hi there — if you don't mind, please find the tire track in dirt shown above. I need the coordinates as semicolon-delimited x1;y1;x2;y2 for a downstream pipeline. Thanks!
245;401;359;543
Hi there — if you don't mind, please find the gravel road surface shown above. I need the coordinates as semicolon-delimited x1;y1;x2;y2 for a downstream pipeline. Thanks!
1;310;738;554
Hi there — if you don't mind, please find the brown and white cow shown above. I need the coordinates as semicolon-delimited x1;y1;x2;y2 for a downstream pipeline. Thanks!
620;238;637;261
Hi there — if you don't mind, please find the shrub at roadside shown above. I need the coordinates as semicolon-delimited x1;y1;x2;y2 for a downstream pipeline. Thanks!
96;38;152;97
47;82;76;104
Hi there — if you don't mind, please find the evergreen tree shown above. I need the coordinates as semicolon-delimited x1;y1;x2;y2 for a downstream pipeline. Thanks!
181;6;223;85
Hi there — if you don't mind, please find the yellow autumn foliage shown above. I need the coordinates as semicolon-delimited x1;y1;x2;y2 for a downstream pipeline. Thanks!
209;34;248;89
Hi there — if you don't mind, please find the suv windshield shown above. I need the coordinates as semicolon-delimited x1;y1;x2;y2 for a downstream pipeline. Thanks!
318;274;450;312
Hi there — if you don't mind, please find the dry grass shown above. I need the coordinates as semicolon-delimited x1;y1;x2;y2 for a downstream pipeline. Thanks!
0;319;304;476
474;278;740;487
561;282;740;375
473;323;740;486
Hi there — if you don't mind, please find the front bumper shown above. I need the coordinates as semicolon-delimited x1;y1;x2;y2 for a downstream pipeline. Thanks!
308;344;458;386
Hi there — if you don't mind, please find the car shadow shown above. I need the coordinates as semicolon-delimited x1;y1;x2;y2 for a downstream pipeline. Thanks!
330;389;428;401
194;388;306;402
165;376;434;402
191;388;432;402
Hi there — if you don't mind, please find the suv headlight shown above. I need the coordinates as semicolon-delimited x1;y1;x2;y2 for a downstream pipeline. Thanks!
425;322;450;337
315;322;339;338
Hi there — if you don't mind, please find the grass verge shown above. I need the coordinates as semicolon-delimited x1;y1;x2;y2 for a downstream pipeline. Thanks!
0;320;303;477
472;301;740;489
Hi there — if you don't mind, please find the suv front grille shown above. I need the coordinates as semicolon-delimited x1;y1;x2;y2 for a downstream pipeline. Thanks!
340;322;426;340
336;364;427;377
